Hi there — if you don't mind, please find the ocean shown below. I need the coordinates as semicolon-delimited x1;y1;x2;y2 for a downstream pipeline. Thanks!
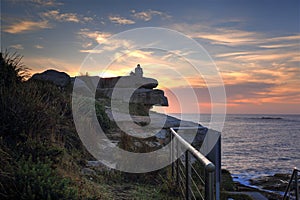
168;113;300;182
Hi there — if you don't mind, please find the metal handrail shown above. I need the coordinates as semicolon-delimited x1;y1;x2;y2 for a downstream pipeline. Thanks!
170;128;216;200
283;168;299;200
171;128;215;172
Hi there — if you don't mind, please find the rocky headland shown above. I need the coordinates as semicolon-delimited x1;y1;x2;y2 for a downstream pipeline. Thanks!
30;68;208;149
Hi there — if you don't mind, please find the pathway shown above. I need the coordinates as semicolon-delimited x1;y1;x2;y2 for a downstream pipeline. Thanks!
228;191;268;200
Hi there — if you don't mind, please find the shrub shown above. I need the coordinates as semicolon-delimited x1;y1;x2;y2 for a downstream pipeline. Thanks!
0;51;80;199
0;52;62;143
221;169;235;191
129;103;150;116
0;143;16;199
14;156;78;200
0;51;29;87
95;101;112;132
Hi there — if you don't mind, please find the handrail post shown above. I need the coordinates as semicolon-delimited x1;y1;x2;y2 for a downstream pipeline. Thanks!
283;169;298;200
284;170;295;199
295;168;299;200
205;171;214;200
185;151;191;200
284;168;299;200
176;137;179;186
171;132;174;177
170;128;216;200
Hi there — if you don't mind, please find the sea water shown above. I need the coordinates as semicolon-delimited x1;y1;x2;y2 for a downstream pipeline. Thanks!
168;113;300;182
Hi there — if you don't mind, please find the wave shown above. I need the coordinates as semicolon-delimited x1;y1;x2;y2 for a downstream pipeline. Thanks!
260;116;282;120
243;116;283;120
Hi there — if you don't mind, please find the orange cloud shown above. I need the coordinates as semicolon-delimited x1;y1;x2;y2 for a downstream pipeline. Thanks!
267;35;300;42
108;16;135;25
42;10;80;23
170;23;261;46
259;44;298;49
42;10;93;23
31;0;63;7
4;20;51;34
34;45;44;49
9;44;24;50
132;9;171;21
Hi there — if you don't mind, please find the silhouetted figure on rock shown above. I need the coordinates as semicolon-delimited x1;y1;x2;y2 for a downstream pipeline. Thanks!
130;64;143;77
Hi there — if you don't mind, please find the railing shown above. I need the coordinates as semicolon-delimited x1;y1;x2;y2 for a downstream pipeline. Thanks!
283;168;299;200
170;127;217;200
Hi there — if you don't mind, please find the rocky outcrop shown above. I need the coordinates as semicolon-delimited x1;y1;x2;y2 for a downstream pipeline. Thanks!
30;69;70;87
81;167;96;176
98;76;158;89
105;109;208;149
99;88;168;106
95;76;167;106
130;88;168;106
30;70;167;107
249;173;293;191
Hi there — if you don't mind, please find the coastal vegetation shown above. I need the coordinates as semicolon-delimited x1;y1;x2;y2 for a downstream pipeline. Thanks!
0;52;181;199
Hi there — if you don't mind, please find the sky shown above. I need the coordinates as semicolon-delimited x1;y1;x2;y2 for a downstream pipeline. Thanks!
1;0;300;114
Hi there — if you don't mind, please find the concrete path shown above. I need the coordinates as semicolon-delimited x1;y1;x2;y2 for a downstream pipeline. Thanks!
242;192;268;200
228;191;268;200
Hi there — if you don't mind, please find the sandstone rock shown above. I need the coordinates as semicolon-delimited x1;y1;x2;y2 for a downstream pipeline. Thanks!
87;160;115;172
105;108;208;150
81;167;96;176
249;174;291;191
73;75;166;106
96;78;167;106
98;76;158;89
130;88;168;106
87;161;103;167
30;69;70;87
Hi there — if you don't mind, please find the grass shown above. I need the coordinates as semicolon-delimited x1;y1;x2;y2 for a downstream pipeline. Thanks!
0;52;100;199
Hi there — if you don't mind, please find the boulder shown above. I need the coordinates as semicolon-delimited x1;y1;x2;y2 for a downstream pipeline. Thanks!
130;88;168;106
249;174;292;191
81;167;96;176
30;69;70;87
96;83;168;106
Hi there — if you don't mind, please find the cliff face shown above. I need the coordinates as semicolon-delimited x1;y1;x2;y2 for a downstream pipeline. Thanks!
30;69;168;107
96;76;168;106
98;76;158;89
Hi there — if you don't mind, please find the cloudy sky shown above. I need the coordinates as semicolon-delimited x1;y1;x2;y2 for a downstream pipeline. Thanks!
1;0;300;114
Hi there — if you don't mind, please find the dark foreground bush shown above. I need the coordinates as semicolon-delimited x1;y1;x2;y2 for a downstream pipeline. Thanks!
14;156;78;200
0;52;81;199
